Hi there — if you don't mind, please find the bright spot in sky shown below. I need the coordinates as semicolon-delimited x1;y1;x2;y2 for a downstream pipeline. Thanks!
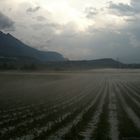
37;0;130;31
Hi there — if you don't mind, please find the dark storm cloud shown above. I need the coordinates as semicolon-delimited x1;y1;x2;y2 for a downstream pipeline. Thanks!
122;17;140;44
131;0;140;12
26;6;40;13
0;11;14;30
85;7;98;18
109;0;140;16
109;2;134;16
131;0;140;4
109;2;132;12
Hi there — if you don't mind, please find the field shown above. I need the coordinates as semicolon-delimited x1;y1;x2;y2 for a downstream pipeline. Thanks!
0;69;140;140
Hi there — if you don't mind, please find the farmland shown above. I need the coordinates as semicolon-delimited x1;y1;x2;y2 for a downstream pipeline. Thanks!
0;69;140;140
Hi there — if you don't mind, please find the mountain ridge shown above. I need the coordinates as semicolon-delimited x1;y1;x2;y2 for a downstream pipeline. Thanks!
0;31;140;70
0;31;65;62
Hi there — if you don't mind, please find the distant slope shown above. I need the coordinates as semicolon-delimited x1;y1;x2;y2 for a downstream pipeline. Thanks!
44;58;126;70
0;31;65;63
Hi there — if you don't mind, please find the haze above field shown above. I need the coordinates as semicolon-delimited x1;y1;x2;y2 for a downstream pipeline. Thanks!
0;0;140;63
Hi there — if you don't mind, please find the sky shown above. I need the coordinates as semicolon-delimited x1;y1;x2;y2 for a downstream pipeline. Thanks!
0;0;140;63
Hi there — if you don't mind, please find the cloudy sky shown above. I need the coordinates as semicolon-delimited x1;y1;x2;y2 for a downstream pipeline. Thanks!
0;0;140;63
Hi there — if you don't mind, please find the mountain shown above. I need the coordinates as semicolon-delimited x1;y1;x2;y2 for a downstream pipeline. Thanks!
0;31;65;63
0;31;139;70
43;58;126;70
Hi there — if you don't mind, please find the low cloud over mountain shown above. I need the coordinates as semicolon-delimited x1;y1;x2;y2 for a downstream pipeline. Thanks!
0;12;14;30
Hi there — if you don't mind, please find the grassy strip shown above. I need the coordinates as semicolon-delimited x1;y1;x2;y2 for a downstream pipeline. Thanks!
33;86;100;140
91;85;110;140
114;84;140;139
0;83;99;139
126;82;140;102
33;108;82;140
62;88;102;140
118;83;140;118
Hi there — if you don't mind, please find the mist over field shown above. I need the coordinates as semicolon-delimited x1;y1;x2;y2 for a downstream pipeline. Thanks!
0;0;140;140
